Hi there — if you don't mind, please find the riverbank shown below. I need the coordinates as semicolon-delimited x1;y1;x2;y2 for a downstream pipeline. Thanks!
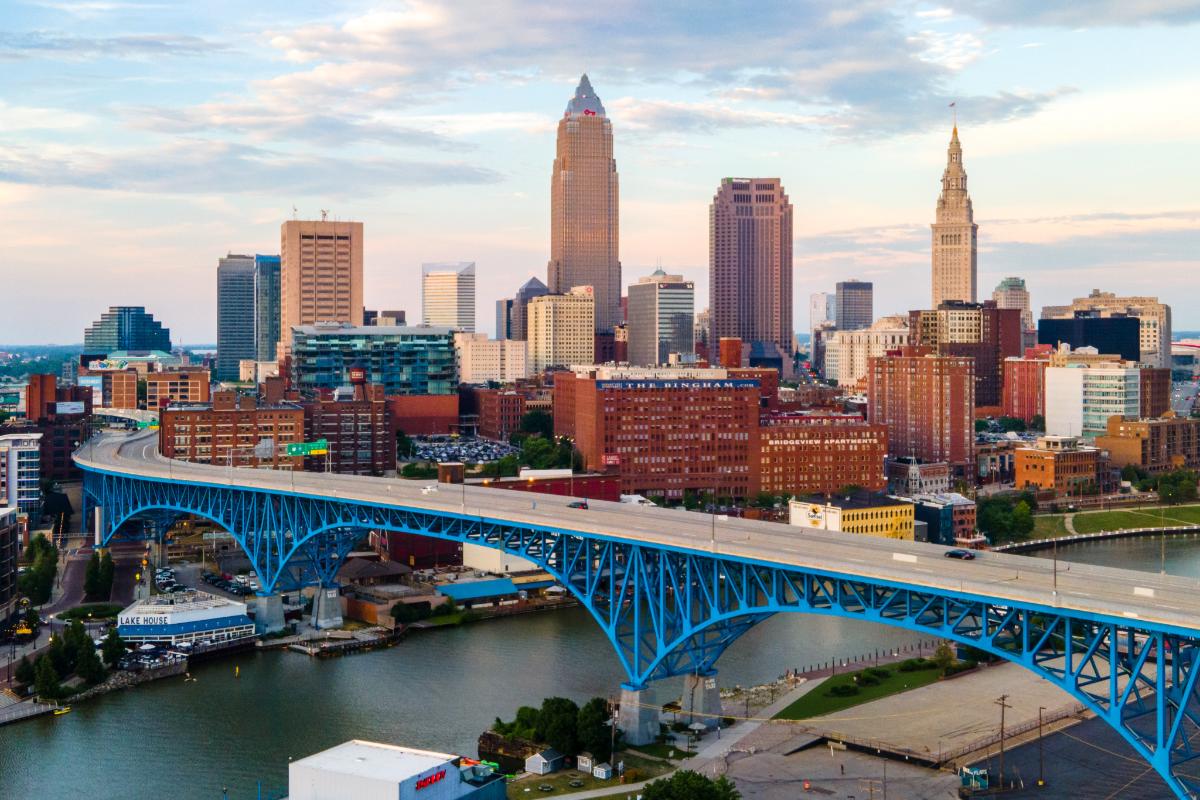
997;524;1200;553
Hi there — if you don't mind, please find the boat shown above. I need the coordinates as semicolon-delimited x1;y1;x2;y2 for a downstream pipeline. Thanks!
53;707;72;716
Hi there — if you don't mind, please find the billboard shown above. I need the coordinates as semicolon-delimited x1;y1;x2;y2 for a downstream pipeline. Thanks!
55;401;85;414
78;375;103;405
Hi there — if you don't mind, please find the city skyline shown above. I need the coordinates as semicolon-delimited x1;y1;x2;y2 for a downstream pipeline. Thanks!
2;2;1199;343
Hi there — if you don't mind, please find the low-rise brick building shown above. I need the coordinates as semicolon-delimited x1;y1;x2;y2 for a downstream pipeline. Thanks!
1015;435;1109;495
1095;413;1200;475
759;414;887;496
160;390;303;469
302;381;393;475
146;370;210;409
475;389;527;442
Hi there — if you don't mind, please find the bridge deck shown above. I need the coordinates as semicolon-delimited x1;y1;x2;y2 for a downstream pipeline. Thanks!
75;431;1200;634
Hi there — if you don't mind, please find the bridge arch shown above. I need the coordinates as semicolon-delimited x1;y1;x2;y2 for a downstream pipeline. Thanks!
82;469;1200;799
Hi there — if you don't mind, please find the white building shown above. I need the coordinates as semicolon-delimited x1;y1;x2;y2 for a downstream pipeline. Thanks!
461;544;538;574
1045;362;1141;438
453;333;528;384
0;432;42;514
421;262;476;332
824;315;910;387
289;740;505;800
117;590;254;646
527;286;595;373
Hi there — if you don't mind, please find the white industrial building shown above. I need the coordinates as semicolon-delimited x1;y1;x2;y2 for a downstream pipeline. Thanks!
1045;362;1141;438
117;590;254;646
288;740;505;800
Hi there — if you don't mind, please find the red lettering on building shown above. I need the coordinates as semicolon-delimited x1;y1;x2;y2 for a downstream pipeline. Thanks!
415;769;447;790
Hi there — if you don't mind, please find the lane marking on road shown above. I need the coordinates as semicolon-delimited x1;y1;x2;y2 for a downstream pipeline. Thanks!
892;553;918;563
1134;587;1155;598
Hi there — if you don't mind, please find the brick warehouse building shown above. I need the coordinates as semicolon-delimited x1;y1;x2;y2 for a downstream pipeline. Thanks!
1002;345;1053;424
759;414;887;496
909;301;1022;411
160;391;303;469
473;389;527;441
302;379;394;475
867;347;975;474
554;369;761;500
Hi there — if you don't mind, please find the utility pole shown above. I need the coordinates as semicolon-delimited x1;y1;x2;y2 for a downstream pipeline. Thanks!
1038;705;1046;787
995;694;1012;790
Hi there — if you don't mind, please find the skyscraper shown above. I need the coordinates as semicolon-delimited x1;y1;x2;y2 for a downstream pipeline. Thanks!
279;218;363;355
527;286;595;373
626;269;695;367
992;277;1033;330
421;262;476;332
931;127;978;307
548;75;621;332
216;254;256;381
511;276;549;341
495;298;514;340
254;254;281;362
835;280;873;331
709;178;794;354
83;306;171;352
809;292;835;340
1041;290;1172;369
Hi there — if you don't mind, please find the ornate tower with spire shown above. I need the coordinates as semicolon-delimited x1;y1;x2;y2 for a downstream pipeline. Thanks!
931;126;978;307
548;74;621;333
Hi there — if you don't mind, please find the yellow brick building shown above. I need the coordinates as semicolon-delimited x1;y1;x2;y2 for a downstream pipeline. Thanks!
789;492;914;540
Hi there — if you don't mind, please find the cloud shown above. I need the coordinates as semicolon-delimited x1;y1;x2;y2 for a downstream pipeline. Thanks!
0;140;502;195
949;1;1200;27
0;30;221;60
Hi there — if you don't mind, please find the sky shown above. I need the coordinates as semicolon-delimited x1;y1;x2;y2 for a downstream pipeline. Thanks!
1;1;1199;345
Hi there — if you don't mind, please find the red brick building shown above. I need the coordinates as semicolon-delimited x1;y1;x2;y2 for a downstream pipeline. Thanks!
1140;367;1171;419
160;391;303;469
302;383;393;475
554;370;761;499
759;414;887;496
867;347;975;473
909;301;1022;410
1002;355;1049;424
145;370;210;409
475;473;621;501
389;394;459;436
475;389;527;441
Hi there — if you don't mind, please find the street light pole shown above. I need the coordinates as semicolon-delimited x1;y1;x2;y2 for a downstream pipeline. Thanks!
1037;705;1046;787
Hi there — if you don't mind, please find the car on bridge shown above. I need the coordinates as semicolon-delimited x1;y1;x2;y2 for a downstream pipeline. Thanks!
944;549;976;560
567;500;589;510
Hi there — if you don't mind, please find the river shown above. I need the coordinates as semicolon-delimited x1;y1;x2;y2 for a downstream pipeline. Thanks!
2;535;1198;799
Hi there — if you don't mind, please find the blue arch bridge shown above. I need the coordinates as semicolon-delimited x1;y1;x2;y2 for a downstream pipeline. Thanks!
78;432;1200;797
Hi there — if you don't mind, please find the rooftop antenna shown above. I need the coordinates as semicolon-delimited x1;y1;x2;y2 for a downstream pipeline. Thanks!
949;100;957;129
320;209;328;222
292;205;298;220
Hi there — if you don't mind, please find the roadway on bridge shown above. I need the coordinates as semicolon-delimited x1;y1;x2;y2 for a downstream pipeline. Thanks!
75;430;1200;634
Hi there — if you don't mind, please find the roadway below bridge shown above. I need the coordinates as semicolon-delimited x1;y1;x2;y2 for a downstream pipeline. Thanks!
73;430;1200;637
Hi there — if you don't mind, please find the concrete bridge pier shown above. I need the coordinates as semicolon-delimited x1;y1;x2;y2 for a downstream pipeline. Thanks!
617;683;659;746
680;670;722;729
254;593;286;634
311;585;343;629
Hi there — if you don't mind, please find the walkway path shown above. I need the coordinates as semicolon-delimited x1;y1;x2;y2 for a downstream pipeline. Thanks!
1064;513;1077;534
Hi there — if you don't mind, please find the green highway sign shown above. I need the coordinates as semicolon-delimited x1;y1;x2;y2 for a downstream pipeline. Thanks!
136;420;159;429
286;439;329;456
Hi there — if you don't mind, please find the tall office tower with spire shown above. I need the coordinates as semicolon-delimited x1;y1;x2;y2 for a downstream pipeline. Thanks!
279;218;363;355
709;178;794;354
931;127;978;307
548;74;621;333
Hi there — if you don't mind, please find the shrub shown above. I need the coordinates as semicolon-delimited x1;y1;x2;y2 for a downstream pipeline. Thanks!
857;674;880;687
898;658;934;672
866;667;891;679
827;684;860;698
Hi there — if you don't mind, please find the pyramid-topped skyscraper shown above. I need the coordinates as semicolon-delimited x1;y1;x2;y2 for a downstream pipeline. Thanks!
548;74;621;333
931;126;978;307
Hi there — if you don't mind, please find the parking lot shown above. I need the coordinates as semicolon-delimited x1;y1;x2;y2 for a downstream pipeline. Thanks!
409;436;517;463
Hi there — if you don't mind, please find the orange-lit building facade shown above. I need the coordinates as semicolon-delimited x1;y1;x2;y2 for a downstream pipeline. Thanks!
1015;435;1107;495
1002;348;1051;424
1140;367;1171;419
389;394;459;436
145;370;210;409
1095;414;1200;475
476;389;527;441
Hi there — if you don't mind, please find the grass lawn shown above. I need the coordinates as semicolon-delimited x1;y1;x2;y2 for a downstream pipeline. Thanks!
56;603;124;621
626;741;693;761
1068;505;1200;534
774;666;944;720
1032;515;1069;538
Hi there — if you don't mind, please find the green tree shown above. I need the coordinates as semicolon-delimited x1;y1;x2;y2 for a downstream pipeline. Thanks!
47;631;72;676
99;551;115;599
974;419;989;433
752;492;777;510
33;655;62;701
538;696;581;756
84;552;102;601
577;697;615;762
14;655;35;685
933;642;955;675
1011;500;1035;539
100;628;127;668
518;410;554;440
997;417;1027;433
641;771;741;800
395;429;415;459
75;641;107;686
1121;463;1146;484
1029;414;1046;432
520;435;555;469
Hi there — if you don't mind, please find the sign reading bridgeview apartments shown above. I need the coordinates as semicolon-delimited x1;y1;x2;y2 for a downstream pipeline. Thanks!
595;379;759;391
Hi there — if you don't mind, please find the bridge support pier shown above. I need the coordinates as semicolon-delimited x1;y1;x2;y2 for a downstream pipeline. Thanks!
311;585;343;629
617;683;659;746
254;593;286;635
681;670;722;729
